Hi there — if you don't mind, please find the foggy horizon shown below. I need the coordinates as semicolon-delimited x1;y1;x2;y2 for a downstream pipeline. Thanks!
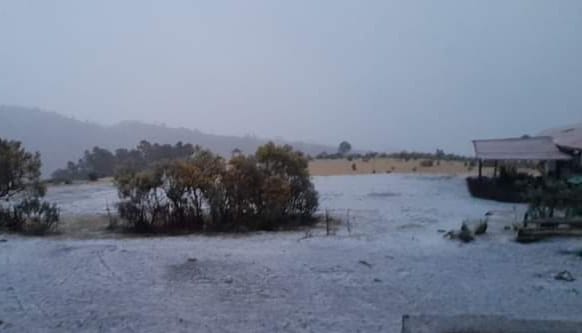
2;1;582;154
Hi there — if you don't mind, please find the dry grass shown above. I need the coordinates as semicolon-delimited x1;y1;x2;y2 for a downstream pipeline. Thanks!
56;215;119;239
309;158;484;176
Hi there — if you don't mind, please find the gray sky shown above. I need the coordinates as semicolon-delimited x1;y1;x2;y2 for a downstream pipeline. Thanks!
1;1;581;154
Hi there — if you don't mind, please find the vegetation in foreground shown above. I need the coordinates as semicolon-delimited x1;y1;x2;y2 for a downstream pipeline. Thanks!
524;178;582;220
0;138;60;234
114;142;319;233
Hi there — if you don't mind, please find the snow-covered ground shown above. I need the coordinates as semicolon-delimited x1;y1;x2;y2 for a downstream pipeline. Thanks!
1;174;581;332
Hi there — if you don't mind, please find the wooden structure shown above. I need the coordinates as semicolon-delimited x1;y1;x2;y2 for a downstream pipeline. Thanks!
467;136;572;202
540;124;582;151
517;218;582;242
540;124;582;176
472;136;572;178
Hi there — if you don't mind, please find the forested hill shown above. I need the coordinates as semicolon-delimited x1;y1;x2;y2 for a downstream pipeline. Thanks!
0;106;333;176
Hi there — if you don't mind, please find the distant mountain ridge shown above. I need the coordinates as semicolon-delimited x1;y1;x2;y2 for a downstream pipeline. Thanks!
0;106;334;176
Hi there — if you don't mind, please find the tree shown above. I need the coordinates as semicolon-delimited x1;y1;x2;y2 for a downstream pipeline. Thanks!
231;147;242;157
338;141;352;156
84;147;116;178
0;138;45;200
0;137;59;232
435;148;445;160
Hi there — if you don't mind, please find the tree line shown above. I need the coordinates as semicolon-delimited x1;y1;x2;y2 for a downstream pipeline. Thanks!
316;141;471;162
51;141;198;182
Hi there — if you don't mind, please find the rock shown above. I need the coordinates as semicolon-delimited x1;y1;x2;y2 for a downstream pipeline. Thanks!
187;258;197;262
445;222;476;242
358;260;373;268
437;229;447;233
458;223;475;243
443;230;457;239
224;276;234;284
0;239;7;243
474;221;487;235
555;271;575;282
373;278;382;283
504;226;511;231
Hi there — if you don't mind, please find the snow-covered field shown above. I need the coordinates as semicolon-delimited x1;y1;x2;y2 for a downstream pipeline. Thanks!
1;174;581;332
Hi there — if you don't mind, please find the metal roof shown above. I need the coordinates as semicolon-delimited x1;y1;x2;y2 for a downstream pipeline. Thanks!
473;136;572;161
539;124;582;150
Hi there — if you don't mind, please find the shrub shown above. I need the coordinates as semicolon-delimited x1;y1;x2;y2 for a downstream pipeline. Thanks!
420;160;434;167
114;143;319;232
115;168;165;231
524;179;582;220
0;137;59;234
351;163;357;171
8;198;60;234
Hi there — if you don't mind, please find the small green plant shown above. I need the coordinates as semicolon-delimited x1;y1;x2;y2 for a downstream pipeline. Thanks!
9;198;60;234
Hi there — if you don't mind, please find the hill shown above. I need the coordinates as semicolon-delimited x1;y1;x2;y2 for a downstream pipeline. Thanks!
0;106;333;176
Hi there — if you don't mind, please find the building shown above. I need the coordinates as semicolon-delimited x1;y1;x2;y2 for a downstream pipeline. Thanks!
468;124;582;202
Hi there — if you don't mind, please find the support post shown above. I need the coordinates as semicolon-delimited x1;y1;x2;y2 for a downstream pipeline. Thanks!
478;159;483;179
493;161;498;178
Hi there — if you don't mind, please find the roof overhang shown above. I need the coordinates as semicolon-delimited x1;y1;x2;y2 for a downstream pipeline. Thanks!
473;136;572;161
539;125;582;151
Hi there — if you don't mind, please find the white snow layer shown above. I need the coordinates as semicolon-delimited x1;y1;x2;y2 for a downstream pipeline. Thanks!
1;174;581;332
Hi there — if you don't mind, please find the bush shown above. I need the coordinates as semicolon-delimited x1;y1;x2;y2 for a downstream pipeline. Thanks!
420;160;434;167
8;198;60;234
524;179;582;220
114;143;319;232
0;137;59;234
115;169;165;231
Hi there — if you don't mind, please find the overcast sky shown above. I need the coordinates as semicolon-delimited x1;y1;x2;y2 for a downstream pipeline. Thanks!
1;1;581;154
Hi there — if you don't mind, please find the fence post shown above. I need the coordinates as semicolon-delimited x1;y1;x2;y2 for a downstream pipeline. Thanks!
325;209;330;236
346;209;351;234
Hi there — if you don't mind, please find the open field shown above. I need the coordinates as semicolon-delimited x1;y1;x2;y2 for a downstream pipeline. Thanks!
1;175;581;332
309;158;479;176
